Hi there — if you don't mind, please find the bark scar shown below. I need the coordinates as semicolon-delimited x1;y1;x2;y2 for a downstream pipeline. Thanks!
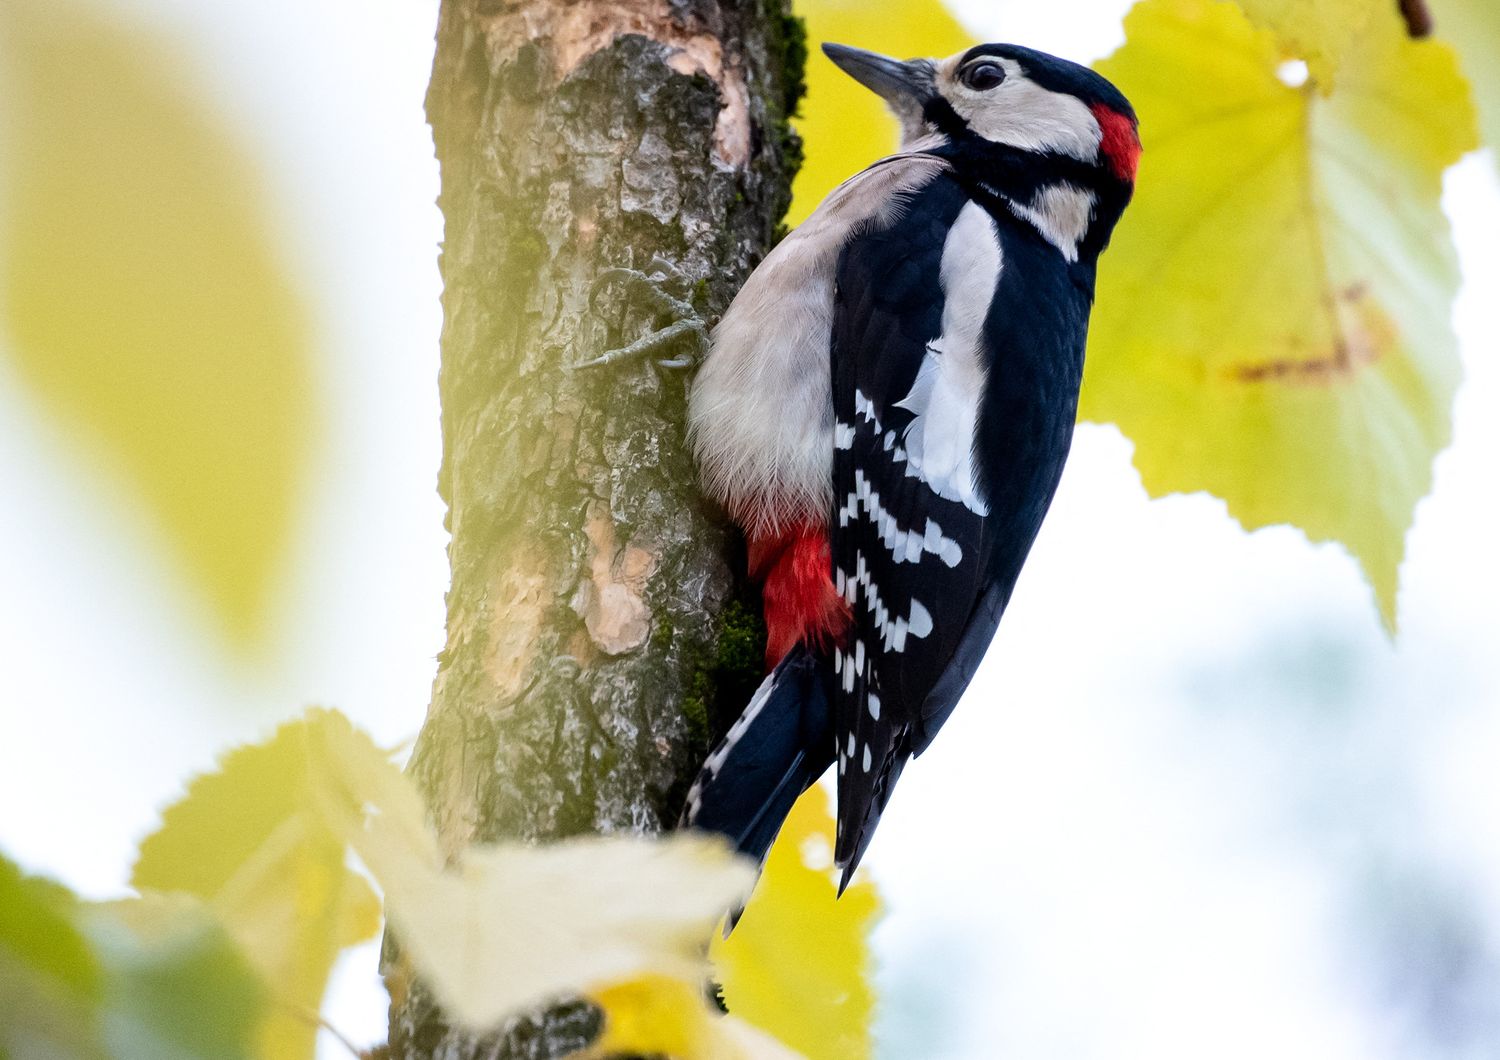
481;0;752;166
483;556;552;702
573;503;658;654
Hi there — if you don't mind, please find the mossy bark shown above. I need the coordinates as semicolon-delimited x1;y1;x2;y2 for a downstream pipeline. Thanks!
386;1;804;1056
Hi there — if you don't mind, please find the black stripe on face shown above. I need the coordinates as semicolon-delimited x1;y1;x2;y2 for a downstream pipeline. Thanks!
922;95;969;140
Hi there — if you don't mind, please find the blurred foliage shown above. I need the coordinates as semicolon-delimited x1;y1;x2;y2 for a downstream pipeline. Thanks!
82;895;266;1060
0;0;318;651
0;855;264;1059
1086;0;1477;629
303;709;763;1039
84;702;892;1060
586;975;802;1059
1234;0;1375;85
132;715;382;1060
788;0;970;224
713;785;881;1060
0;852;105;1059
1437;0;1500;159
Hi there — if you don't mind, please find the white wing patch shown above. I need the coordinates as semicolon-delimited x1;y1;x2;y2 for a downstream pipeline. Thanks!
895;201;1000;517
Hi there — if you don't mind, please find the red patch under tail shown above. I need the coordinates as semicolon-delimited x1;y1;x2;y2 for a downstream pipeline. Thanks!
748;523;851;672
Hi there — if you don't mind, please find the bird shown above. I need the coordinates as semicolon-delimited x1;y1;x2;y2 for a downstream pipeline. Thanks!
681;41;1140;891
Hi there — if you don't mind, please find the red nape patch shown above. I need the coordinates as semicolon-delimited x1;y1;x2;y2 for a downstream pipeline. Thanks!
1092;103;1141;183
748;524;852;672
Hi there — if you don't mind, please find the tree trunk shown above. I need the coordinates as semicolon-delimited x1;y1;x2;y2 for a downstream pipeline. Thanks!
385;1;804;1055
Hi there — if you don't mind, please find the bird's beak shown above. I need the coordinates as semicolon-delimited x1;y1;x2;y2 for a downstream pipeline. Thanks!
821;43;934;108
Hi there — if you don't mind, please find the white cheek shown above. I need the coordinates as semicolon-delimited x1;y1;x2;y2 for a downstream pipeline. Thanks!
954;76;1103;163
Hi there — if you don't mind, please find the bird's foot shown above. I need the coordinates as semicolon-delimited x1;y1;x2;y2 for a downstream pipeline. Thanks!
574;255;708;370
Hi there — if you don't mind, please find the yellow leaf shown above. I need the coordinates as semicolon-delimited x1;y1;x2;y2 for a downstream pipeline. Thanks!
1085;0;1478;629
1435;0;1500;156
584;974;804;1060
0;0;318;648
712;786;881;1060
1234;0;1375;86
306;712;758;1033
132;711;381;1060
788;0;971;224
591;976;717;1059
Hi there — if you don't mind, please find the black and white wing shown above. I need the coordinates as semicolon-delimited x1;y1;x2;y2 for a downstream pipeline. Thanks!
828;175;1014;883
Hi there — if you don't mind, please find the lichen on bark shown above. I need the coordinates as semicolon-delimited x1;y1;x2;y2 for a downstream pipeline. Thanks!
386;0;804;1055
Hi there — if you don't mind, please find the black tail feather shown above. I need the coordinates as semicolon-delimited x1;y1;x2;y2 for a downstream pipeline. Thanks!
681;644;835;865
835;746;910;895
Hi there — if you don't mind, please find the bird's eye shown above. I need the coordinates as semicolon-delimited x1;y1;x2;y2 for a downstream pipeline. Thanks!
961;61;1006;91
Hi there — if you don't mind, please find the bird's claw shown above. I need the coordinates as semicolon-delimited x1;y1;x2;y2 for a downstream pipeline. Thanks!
575;256;708;371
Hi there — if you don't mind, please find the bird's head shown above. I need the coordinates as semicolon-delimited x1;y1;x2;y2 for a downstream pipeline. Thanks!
822;41;1140;190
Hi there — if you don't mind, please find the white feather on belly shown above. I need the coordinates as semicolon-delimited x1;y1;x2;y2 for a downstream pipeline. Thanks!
688;149;949;536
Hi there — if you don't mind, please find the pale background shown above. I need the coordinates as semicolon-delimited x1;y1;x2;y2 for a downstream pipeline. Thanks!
2;0;1498;1056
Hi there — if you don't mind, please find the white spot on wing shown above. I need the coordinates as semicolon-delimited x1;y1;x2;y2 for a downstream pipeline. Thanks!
845;470;965;568
895;201;998;516
849;548;934;655
908;599;933;639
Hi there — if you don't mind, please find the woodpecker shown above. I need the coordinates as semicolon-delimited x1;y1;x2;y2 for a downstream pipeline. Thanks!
682;42;1139;888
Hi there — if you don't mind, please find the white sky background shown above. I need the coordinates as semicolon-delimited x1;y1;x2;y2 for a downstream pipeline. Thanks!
1;0;1498;1057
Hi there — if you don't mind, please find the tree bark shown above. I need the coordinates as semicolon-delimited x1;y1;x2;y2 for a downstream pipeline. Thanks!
386;1;804;1056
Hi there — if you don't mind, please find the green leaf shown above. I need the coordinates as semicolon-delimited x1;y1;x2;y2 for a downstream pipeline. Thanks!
83;896;264;1060
0;853;106;1060
0;0;318;648
1435;0;1500;156
0;852;263;1060
133;710;382;1060
712;785;881;1060
789;0;971;225
1085;0;1478;629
